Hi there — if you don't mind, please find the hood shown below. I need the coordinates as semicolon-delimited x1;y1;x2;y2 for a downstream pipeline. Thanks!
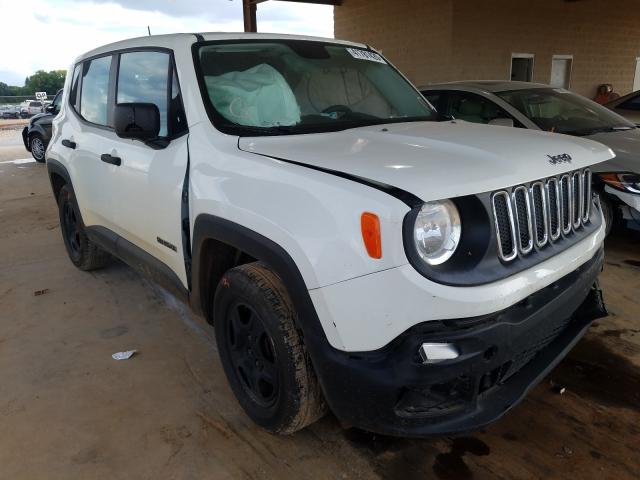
586;128;640;173
238;121;615;202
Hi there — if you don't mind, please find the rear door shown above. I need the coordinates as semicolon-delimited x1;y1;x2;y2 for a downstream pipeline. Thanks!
58;54;120;230
107;50;190;286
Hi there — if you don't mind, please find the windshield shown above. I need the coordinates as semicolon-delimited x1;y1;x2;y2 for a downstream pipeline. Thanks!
496;87;635;136
194;41;437;136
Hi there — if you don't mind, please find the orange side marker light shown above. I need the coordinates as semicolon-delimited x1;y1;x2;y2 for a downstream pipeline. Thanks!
361;212;382;259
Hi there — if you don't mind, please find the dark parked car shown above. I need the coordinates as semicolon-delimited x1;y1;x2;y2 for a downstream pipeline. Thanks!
22;89;62;162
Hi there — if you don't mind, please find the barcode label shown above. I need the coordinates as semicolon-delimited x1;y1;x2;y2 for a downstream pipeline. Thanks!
346;48;387;64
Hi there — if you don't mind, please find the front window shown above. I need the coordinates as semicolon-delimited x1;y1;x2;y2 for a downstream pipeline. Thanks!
496;88;635;136
194;41;436;135
117;51;170;137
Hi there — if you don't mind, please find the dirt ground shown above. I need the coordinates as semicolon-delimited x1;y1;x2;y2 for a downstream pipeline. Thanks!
1;128;639;480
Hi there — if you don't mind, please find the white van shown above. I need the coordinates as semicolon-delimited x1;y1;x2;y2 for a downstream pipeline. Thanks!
47;33;611;437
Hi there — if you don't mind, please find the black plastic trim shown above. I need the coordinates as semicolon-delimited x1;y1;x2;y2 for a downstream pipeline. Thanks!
190;214;336;402
85;225;189;302
313;248;605;437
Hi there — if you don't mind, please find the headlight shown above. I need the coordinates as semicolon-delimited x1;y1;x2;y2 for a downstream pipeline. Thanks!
599;172;640;194
413;200;461;265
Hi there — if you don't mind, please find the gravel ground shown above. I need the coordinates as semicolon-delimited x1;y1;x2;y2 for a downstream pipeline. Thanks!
0;126;639;479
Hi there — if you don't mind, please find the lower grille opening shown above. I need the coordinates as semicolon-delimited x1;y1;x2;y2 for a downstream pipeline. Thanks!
395;376;474;418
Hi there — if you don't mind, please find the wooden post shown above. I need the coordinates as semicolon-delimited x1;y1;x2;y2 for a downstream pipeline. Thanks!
242;0;257;33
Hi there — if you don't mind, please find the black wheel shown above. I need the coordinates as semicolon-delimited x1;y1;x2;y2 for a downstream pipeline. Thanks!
213;262;326;434
30;134;46;163
58;185;110;271
600;193;616;236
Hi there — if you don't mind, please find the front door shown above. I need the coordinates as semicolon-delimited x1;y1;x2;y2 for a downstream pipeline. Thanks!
106;50;190;286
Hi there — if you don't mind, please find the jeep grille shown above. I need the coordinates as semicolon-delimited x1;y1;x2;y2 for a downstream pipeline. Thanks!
491;168;593;262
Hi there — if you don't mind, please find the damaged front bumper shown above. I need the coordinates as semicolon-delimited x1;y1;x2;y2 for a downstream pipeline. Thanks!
314;248;607;437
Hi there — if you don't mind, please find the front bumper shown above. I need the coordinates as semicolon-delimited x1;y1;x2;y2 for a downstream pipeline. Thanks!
22;126;30;151
313;248;606;437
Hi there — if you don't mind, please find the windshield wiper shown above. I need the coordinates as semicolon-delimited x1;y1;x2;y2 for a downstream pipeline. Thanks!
228;124;297;137
567;125;635;136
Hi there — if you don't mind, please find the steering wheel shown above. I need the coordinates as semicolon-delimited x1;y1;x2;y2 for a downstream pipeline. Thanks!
321;104;353;117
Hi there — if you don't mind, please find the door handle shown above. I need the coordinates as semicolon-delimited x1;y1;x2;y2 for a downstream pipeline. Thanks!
100;153;121;166
61;139;76;149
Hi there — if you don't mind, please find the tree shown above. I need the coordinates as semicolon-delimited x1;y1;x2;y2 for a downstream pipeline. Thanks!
22;70;66;96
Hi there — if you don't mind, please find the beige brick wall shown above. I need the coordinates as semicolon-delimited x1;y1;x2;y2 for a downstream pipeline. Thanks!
334;0;640;98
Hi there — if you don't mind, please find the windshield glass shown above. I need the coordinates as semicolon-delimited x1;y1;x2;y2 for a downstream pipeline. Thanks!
496;87;635;136
194;41;437;135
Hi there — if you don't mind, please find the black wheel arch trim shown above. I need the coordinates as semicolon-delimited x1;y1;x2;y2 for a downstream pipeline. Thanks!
47;159;73;202
27;122;49;140
191;216;334;351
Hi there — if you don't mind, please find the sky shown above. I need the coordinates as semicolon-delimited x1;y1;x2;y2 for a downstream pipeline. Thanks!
0;0;334;86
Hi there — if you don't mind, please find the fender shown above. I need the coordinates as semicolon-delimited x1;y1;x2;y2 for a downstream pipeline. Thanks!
28;121;51;140
190;213;332;348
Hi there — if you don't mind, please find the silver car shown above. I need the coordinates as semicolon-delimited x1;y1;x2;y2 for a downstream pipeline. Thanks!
420;81;640;234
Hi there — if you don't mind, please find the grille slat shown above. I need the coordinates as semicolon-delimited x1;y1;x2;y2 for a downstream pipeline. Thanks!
491;191;517;262
572;172;582;229
492;168;594;262
582;169;592;223
560;175;572;235
512;186;533;254
546;178;561;241
530;182;549;247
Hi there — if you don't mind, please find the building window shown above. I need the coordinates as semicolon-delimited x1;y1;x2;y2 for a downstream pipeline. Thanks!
511;53;535;82
550;55;573;89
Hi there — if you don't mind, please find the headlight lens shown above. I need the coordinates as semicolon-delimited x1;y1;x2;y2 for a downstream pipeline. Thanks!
600;172;640;194
413;200;462;265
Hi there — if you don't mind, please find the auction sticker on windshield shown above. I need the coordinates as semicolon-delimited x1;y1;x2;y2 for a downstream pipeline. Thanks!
346;48;387;64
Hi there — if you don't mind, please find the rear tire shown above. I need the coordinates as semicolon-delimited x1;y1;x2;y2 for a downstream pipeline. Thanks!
58;185;110;271
213;262;327;434
29;134;46;163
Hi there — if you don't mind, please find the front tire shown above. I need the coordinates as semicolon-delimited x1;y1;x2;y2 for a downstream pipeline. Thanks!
58;185;110;271
213;262;326;434
29;134;46;163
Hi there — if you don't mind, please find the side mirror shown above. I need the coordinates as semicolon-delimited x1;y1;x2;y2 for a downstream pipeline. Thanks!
114;103;160;140
45;105;56;113
488;117;515;128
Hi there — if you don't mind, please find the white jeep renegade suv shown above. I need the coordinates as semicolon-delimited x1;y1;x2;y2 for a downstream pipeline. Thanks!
47;33;612;437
